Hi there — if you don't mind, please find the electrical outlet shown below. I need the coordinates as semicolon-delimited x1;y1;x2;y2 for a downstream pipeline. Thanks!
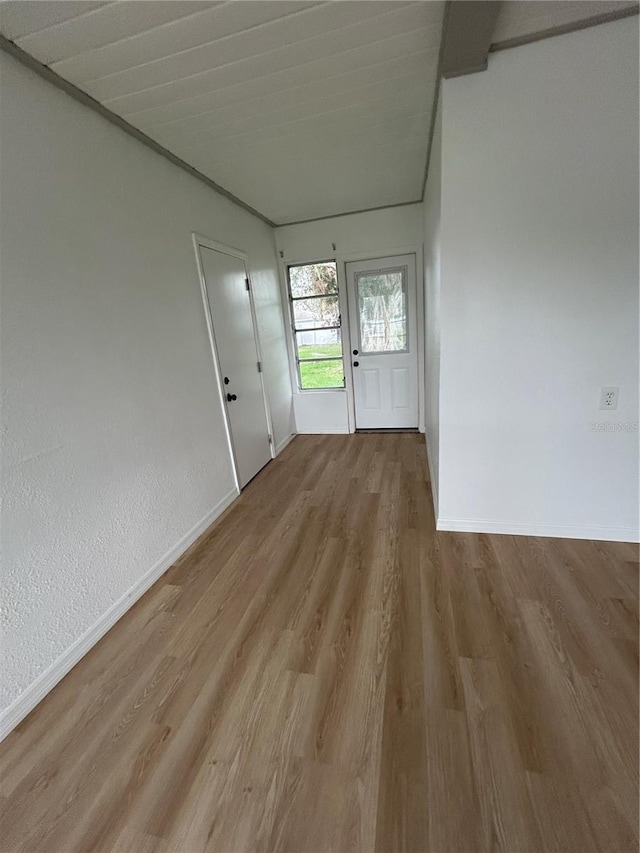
600;386;619;410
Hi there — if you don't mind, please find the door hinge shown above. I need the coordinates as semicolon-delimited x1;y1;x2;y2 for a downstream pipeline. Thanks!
257;361;262;373
268;434;273;444
245;278;250;292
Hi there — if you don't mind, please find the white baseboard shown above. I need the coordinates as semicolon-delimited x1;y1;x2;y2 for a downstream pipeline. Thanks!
0;487;239;743
296;428;350;434
437;516;639;543
275;432;296;455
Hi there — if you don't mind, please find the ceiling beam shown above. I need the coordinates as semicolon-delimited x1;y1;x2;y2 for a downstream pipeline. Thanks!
421;0;502;198
441;0;502;78
491;3;638;53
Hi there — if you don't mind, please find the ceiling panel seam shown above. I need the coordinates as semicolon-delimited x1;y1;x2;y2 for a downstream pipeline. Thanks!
152;73;433;150
123;28;439;125
92;4;429;103
1;1;114;40
136;45;437;134
2;2;447;224
170;107;433;165
49;1;327;75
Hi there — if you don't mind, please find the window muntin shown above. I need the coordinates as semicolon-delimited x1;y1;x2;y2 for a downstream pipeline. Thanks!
355;267;408;354
296;327;342;360
287;262;344;391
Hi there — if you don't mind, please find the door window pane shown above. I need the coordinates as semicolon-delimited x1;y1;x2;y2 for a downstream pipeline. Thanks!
356;268;407;353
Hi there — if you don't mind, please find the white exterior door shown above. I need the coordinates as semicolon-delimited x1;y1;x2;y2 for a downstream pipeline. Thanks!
346;254;418;429
198;243;272;488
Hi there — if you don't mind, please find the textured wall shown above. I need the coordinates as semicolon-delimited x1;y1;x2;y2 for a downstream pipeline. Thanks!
0;52;293;715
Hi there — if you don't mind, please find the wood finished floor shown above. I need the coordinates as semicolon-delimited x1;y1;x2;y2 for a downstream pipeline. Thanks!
0;434;638;853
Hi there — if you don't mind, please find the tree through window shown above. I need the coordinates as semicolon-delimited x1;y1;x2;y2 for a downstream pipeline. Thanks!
355;268;408;353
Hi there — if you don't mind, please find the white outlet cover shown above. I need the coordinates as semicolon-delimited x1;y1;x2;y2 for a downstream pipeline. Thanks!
599;386;619;410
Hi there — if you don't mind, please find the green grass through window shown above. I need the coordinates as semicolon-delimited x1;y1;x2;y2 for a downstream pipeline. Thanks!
298;343;344;389
298;343;342;359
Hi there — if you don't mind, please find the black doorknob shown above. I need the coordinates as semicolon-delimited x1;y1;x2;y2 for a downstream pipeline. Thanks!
353;361;359;367
352;349;359;355
223;376;230;385
226;393;237;402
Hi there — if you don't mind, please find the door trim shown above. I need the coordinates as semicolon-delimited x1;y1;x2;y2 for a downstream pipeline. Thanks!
344;252;420;431
192;233;275;492
339;246;424;434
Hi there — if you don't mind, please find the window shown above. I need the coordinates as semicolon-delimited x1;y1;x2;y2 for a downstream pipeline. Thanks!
287;261;344;390
355;267;408;353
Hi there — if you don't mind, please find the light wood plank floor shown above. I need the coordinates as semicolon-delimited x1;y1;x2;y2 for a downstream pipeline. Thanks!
0;434;638;853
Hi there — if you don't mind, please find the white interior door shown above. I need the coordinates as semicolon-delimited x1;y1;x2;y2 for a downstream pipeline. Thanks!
346;254;418;429
198;242;272;488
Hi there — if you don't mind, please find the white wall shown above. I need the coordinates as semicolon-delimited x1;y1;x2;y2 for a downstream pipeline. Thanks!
437;17;639;541
275;204;425;433
0;53;293;730
423;97;442;509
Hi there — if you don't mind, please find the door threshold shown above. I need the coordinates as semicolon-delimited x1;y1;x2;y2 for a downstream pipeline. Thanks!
355;428;419;434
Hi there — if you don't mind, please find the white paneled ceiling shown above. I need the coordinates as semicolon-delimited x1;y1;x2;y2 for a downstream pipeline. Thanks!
0;0;444;224
3;1;635;224
493;0;638;44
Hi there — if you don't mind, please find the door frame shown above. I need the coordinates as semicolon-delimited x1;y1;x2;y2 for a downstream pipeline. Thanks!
192;233;275;492
339;247;424;433
344;253;420;431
